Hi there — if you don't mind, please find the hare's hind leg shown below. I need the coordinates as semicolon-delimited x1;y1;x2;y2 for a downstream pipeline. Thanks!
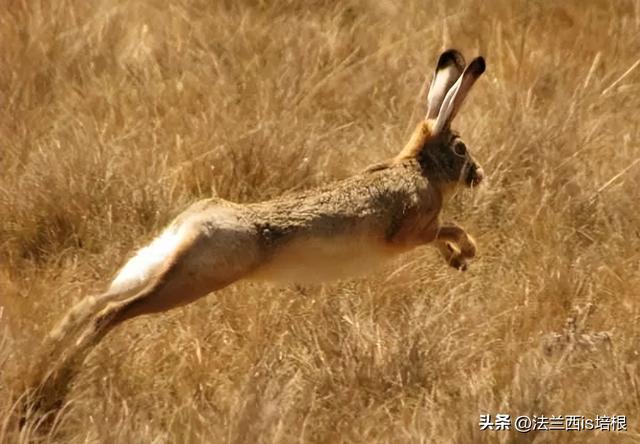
24;288;138;406
29;233;252;411
69;262;238;364
42;288;139;362
105;217;264;322
52;267;237;387
25;217;262;419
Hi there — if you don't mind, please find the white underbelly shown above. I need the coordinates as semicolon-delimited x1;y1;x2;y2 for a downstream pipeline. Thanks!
248;236;407;284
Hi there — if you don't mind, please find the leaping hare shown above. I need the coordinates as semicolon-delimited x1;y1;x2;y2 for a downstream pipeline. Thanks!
24;49;486;415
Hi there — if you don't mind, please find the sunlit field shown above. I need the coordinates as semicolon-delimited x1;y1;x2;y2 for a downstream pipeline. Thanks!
1;0;640;442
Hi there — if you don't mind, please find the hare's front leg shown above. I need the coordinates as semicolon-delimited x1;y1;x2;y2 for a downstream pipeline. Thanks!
434;222;477;270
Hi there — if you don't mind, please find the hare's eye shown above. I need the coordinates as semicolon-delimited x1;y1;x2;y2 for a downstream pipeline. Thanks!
453;142;467;156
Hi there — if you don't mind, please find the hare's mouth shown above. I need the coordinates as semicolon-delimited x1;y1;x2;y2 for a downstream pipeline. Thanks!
466;166;484;187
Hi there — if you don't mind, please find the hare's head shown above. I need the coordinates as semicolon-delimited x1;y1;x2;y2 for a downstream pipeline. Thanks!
397;50;486;189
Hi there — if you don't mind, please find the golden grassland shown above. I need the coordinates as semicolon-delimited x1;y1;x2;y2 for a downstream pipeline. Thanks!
1;0;640;442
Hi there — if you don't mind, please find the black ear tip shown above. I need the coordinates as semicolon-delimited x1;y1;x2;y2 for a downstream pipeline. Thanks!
437;49;465;71
470;56;486;75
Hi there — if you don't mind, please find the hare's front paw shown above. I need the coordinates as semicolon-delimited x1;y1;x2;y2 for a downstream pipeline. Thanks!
449;254;469;271
443;242;471;271
459;235;477;259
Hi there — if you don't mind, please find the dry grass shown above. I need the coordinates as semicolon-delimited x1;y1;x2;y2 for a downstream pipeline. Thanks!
1;0;640;442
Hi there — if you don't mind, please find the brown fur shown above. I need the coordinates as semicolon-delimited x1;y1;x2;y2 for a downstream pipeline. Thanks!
22;51;486;420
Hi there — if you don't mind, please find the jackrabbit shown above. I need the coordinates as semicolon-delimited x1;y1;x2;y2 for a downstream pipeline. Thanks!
24;49;486;416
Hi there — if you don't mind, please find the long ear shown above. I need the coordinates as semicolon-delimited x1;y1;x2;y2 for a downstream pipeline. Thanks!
433;56;486;134
425;49;466;120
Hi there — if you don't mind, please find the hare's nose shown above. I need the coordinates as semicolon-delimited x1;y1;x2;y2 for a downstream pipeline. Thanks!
473;167;484;185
